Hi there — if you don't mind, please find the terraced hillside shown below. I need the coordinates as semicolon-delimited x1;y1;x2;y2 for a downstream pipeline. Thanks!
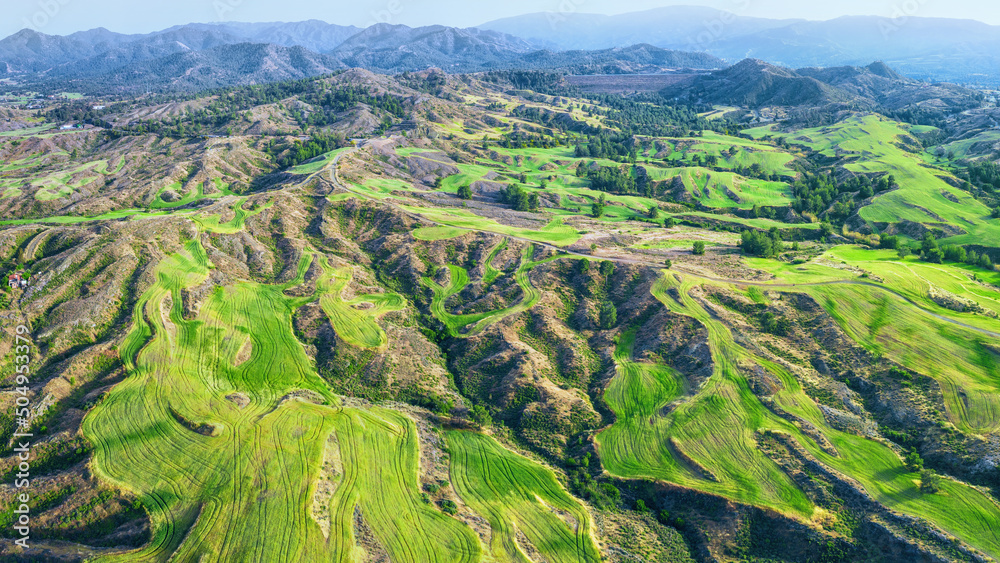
1;67;999;563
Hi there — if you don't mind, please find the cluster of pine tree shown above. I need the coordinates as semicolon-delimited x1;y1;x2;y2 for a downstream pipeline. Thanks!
792;171;896;220
499;184;539;211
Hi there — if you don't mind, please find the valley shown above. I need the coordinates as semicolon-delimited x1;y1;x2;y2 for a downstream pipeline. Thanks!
0;57;999;563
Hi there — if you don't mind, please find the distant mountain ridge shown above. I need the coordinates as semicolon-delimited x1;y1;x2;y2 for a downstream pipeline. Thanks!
661;59;980;110
479;7;1000;85
1;9;997;92
0;22;725;92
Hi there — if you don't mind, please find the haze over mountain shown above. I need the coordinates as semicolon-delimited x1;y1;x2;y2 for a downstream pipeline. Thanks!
480;7;1000;84
2;7;999;91
0;21;724;92
661;59;980;110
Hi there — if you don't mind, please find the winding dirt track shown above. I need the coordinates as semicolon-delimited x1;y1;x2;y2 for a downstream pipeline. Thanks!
326;148;1000;340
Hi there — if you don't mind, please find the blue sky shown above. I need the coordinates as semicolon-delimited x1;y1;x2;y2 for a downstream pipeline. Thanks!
4;0;998;38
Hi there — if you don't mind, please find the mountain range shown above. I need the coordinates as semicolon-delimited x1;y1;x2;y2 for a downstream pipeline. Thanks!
0;20;724;92
1;7;999;93
659;59;979;110
480;7;1000;84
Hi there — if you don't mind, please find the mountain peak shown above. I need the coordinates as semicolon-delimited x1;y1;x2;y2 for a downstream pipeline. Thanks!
865;60;902;80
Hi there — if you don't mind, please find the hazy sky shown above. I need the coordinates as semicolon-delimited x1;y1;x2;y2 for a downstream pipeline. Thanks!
4;0;999;38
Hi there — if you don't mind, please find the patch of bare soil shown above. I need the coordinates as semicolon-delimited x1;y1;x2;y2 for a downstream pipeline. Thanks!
311;429;343;539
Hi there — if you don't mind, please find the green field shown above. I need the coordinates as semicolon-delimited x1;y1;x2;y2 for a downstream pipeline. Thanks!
595;272;1000;558
742;246;1000;432
423;245;551;337
0;209;187;226
82;244;508;562
747;115;1000;244
448;430;601;562
648;166;793;209
935;130;1000;161
289;148;350;175
317;256;406;349
413;226;469;241
192;198;271;234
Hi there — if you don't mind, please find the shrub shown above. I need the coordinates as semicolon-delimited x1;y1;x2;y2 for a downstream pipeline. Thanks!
904;448;924;472
599;301;617;329
499;184;538;211
457;184;472;200
920;470;941;494
469;404;492;427
591;194;606;218
879;235;901;250
692;241;705;255
741;229;783;258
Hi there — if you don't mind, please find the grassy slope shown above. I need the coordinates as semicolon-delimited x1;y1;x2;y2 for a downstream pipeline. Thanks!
316;256;406;349
748;115;1000;244
422;246;549;337
597;271;1000;558
748;247;1000;433
448;430;601;563
83;246;488;562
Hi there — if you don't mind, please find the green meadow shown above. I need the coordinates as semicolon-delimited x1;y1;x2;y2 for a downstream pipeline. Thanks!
83;241;598;562
448;430;602;562
747;115;1000;244
596;272;1000;558
422;245;550;337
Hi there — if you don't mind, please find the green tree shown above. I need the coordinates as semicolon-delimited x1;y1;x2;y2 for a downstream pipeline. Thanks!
647;206;659;219
600;261;614;277
919;469;941;494
904;448;924;472
591;194;606;218
664;217;676;229
469;405;492;427
921;233;943;263
879;235;900;250
992;206;1000;219
456;184;473;200
692;241;706;255
741;230;782;258
598;301;617;329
